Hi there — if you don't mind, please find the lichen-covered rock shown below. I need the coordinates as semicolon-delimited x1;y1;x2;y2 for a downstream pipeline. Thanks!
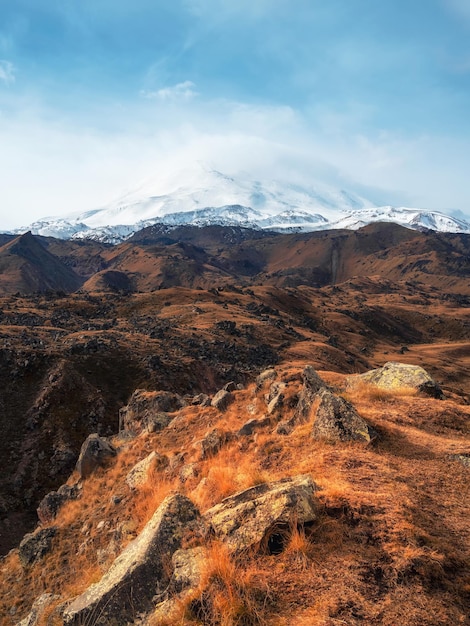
19;527;57;567
204;475;317;554
15;593;59;626
313;389;377;444
37;484;79;524
211;389;234;411
151;547;207;622
62;494;202;626
180;463;200;483
171;546;207;594
76;434;116;479
350;362;444;399
125;451;168;490
119;389;185;434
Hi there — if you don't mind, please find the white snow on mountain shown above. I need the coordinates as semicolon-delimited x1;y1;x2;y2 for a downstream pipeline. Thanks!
7;163;470;242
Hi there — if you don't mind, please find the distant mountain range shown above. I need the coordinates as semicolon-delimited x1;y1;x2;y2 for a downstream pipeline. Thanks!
1;222;469;296
6;164;470;243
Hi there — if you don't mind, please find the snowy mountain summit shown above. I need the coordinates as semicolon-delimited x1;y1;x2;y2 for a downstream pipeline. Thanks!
11;164;470;242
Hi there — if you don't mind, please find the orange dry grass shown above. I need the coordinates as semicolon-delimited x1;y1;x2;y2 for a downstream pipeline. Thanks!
131;476;178;531
185;542;271;626
283;523;316;569
342;380;417;404
191;444;270;511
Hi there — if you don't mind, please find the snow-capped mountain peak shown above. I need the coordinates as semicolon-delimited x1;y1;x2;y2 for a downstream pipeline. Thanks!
7;163;470;242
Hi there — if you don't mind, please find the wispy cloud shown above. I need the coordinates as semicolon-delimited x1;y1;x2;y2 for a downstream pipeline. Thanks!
0;60;15;84
141;80;198;101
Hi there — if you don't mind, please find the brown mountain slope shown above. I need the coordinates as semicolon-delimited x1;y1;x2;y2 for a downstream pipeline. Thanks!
97;223;470;293
0;224;469;295
0;233;82;294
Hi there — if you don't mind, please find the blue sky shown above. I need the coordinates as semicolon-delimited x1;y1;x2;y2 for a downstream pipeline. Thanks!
1;0;470;228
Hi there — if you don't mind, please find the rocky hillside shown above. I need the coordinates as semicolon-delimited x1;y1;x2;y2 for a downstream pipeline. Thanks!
1;358;469;626
0;221;468;625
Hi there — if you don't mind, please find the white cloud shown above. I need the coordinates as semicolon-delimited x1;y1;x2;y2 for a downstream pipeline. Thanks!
0;60;15;85
141;80;198;101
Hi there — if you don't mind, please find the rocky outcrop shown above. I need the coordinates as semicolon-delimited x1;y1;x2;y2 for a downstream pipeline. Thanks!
294;365;328;422
18;527;57;567
37;484;79;524
276;365;328;434
350;362;444;399
211;389;234;411
191;393;211;407
76;434;117;479
204;475;317;554
63;494;202;626
313;389;377;444
119;389;185;434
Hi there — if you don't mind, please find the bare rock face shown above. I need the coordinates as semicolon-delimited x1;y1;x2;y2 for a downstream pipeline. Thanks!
204;475;317;554
119;389;185;434
210;389;234;412
75;434;117;479
313;390;377;444
62;494;202;626
18;527;57;567
350;361;444;399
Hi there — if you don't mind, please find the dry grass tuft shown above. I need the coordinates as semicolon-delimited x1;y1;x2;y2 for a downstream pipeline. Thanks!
191;445;271;512
283;522;316;569
185;542;271;626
